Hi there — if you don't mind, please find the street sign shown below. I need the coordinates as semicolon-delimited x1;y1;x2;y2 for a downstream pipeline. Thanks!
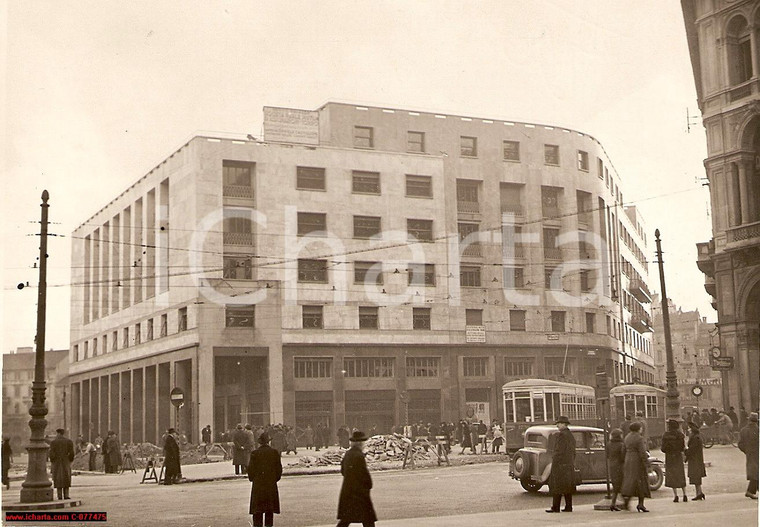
170;387;185;407
691;385;703;397
711;356;734;370
546;333;559;340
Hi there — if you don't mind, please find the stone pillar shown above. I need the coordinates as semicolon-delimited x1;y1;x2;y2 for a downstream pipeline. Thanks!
738;161;752;225
729;164;743;227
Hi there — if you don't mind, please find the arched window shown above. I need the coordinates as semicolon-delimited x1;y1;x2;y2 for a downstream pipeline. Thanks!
727;15;753;86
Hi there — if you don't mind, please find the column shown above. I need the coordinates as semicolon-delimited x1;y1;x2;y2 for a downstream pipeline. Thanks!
728;164;743;227
738;161;752;225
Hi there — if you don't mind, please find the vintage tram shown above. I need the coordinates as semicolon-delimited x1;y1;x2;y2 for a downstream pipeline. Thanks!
609;384;667;447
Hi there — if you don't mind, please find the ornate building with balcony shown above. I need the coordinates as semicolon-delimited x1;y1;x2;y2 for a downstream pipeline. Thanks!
682;0;760;411
68;102;655;444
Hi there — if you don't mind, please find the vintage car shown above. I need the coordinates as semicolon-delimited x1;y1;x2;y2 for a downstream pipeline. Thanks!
508;425;664;493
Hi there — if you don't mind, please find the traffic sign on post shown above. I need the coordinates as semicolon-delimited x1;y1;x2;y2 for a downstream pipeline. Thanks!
170;387;185;408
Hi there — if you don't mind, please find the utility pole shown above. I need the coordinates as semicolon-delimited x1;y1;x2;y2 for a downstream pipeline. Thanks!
654;229;681;420
20;190;54;503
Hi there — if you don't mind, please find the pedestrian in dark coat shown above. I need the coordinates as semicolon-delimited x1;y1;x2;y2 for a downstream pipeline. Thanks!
661;419;688;502
271;427;286;454
2;437;12;490
163;428;181;485
337;431;377;527
103;431;121;474
738;412;759;499
606;428;625;510
248;433;282;527
469;421;480;454
546;416;576;513
621;422;650;512
233;424;249;474
685;422;706;500
304;425;315;450
49;429;75;499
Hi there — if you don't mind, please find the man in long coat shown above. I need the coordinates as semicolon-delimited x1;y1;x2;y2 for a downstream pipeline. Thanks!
337;431;377;527
248;432;282;527
738;412;759;499
102;431;121;473
233;424;249;474
546;416;576;513
163;428;181;485
49;428;75;499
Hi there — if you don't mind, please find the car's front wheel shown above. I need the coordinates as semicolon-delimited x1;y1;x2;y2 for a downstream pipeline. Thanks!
647;464;664;491
520;478;543;493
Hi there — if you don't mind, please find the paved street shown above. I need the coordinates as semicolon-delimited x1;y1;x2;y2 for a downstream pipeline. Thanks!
2;445;756;526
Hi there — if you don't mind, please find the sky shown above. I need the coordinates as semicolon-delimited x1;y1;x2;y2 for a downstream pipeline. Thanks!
1;1;712;353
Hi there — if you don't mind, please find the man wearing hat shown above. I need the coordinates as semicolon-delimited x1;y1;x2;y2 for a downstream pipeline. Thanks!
738;412;759;499
337;431;377;527
546;416;576;513
233;424;249;475
163;428;181;485
247;432;282;527
49;428;75;500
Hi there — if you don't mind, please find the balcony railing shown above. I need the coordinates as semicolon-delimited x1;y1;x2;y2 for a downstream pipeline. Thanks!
728;80;754;103
223;185;254;199
503;245;525;259
457;200;480;214
726;220;760;245
223;232;254;245
628;278;652;304
461;243;482;257
544;247;562;260
629;313;653;333
500;207;524;221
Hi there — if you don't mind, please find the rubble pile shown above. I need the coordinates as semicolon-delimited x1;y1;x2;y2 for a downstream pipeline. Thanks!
292;434;436;468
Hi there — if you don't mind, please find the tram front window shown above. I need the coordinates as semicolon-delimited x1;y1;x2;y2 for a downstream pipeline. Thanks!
636;395;645;415
625;395;635;417
533;396;545;422
515;392;532;422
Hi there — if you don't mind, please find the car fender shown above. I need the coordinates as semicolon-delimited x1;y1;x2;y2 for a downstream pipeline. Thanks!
541;462;552;483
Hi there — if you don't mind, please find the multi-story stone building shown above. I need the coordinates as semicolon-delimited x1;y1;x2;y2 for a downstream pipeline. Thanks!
682;0;760;411
68;102;655;444
2;347;68;451
651;297;722;410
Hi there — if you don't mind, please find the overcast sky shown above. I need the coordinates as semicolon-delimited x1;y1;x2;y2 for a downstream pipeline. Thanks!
1;1;712;353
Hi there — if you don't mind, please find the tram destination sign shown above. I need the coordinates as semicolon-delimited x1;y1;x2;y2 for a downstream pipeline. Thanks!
711;356;734;370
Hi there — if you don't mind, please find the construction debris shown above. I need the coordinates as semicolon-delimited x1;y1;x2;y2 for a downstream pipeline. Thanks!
292;434;437;468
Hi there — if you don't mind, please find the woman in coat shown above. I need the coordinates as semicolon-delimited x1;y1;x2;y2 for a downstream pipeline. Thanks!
2;437;12;490
738;412;759;499
248;432;283;527
606;428;625;511
546;416;576;513
685;422;707;500
661;419;688;502
337;431;377;527
620;421;651;512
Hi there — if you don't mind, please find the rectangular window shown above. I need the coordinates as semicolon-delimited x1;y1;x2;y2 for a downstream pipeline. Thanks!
456;179;479;207
503;140;520;161
413;307;431;330
463;357;488;377
296;166;326;190
112;331;118;351
504;359;533;377
353;215;381;239
343;357;394;377
500;183;523;214
73;344;79;362
405;175;432;198
354;261;383;285
351;170;381;194
407;131;425;153
359;306;379;329
297;212;327;236
178;307;188;332
406;357;440;377
223;210;253;245
146;319;153;341
543;228;561;259
223;161;254;198
407;219;433;242
160;314;167;338
460;265;481;287
408;263;435;286
460;136;477;157
550;311;566;332
458;222;480;257
503;266;525;288
577;150;589;171
545;357;576;376
302;305;323;329
226;305;255;327
93;337;98;356
541;186;561;218
353;126;374;148
510;310;526;331
646;395;658;418
122;327;129;348
544;144;560;165
102;334;108;354
580;269;594;292
298;259;328;283
223;255;253;280
294;357;332;378
598;158;604;180
585;312;595;333
545;266;561;289
465;309;483;325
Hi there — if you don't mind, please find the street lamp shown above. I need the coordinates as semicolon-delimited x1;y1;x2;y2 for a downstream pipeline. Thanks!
654;229;681;420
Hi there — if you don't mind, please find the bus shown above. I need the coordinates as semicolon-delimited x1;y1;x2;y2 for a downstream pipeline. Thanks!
609;384;667;447
502;379;597;452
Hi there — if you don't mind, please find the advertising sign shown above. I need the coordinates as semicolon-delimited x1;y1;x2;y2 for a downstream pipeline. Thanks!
465;325;486;343
465;402;490;423
711;356;734;370
263;106;319;145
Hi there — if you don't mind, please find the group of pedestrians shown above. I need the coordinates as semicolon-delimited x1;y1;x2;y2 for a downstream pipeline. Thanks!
247;429;377;527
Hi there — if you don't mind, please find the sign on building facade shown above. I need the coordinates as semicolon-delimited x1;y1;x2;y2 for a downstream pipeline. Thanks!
263;106;319;145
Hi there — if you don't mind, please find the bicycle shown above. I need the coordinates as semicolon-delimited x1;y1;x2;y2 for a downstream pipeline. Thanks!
700;424;736;448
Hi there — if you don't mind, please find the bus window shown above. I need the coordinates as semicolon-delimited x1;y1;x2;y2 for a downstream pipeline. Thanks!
532;394;545;422
515;392;532;422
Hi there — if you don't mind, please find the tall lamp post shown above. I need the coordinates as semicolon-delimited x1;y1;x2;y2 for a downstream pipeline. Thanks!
20;191;54;503
654;229;681;420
